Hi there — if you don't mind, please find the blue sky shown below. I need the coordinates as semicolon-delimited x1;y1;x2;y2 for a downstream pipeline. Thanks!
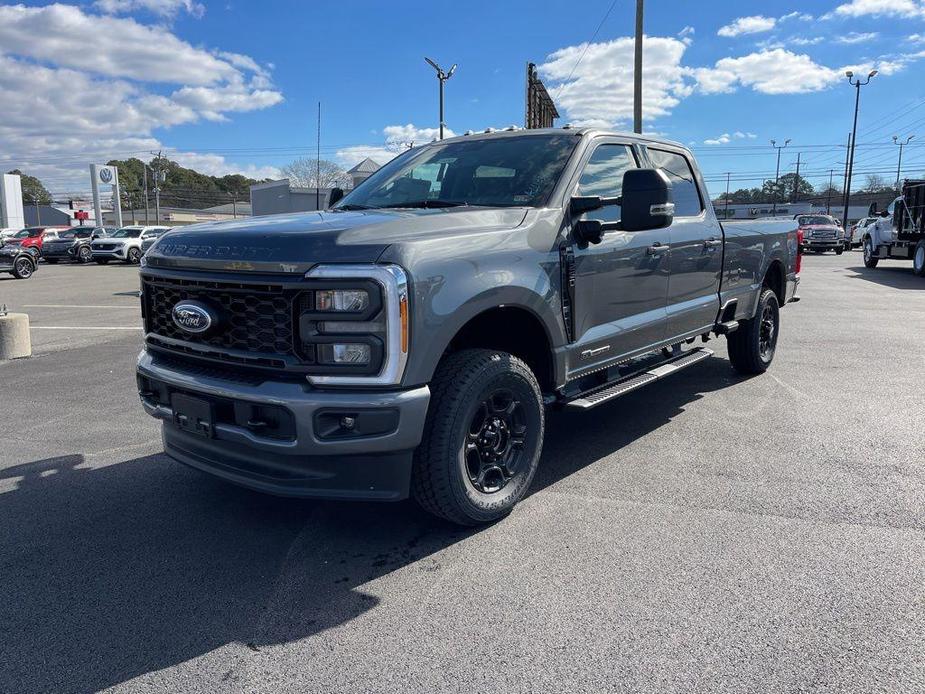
2;0;925;198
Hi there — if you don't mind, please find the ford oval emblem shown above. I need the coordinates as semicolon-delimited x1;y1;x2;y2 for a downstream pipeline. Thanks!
171;301;214;334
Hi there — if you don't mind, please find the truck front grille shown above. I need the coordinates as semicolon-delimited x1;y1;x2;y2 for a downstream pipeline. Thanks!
142;276;299;359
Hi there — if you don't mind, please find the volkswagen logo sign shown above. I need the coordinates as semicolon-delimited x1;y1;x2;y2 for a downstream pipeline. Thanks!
99;167;113;184
171;301;215;334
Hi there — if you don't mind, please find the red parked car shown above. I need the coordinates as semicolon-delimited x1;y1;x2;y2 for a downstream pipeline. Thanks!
4;226;69;257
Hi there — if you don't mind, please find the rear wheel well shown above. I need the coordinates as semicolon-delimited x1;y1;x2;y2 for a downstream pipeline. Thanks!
763;260;785;305
444;307;554;392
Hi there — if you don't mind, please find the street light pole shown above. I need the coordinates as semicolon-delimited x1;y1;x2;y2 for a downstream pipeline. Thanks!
425;57;457;140
826;169;834;215
770;138;790;214
842;69;877;229
633;0;644;134
892;135;914;191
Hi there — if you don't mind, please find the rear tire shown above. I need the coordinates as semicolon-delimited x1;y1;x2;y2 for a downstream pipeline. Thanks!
863;238;879;268
727;288;780;375
913;241;925;277
412;349;544;526
835;247;844;255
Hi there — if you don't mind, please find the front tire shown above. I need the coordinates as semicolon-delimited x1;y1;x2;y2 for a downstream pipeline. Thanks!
127;248;142;264
913;241;925;277
863;238;879;268
727;288;780;375
412;349;545;526
78;246;92;263
12;257;34;279
835;247;844;256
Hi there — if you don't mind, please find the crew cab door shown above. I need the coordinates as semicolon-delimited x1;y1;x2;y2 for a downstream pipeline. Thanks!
568;141;670;370
644;146;722;340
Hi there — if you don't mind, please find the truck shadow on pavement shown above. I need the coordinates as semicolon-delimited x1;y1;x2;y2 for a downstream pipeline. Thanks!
0;358;738;693
845;264;925;290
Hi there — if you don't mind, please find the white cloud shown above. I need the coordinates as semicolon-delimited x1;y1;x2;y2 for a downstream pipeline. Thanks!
907;33;925;42
695;49;841;94
0;4;238;85
790;36;825;46
677;26;695;45
335;124;455;170
836;31;880;43
0;4;283;192
733;131;757;139
717;16;777;37
704;134;732;145
539;36;692;127
826;0;925;18
780;11;815;21
95;0;205;18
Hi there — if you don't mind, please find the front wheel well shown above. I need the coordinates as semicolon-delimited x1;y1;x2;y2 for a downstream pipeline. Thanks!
443;307;554;392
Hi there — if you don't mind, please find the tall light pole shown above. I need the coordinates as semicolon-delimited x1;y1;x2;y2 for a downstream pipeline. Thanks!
893;135;914;191
842;69;877;229
770;138;790;214
425;57;456;140
633;0;644;134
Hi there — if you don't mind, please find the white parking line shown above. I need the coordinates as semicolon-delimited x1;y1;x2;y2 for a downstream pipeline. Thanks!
30;326;142;330
23;304;139;309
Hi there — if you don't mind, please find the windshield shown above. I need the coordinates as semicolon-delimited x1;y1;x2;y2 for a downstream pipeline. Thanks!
111;228;142;238
336;134;579;210
15;229;41;238
797;215;834;226
58;229;90;239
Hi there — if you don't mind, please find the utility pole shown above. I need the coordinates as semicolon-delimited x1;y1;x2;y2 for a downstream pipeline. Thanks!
826;169;834;215
143;164;150;224
893;135;914;191
150;151;165;223
842;69;877;229
791;152;801;204
425;57;457;140
232;193;237;219
841;132;851;220
633;0;644;134
316;101;321;210
770;138;790;214
724;172;731;219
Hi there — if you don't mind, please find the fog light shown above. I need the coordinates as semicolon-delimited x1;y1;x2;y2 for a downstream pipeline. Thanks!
317;343;371;365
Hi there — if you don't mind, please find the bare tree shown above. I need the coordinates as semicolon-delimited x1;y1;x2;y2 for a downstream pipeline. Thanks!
863;174;889;192
280;158;349;189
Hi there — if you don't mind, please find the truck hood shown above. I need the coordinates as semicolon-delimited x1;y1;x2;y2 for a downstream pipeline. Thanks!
144;207;529;274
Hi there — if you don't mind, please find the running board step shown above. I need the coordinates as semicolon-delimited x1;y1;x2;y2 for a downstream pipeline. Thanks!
565;348;714;410
713;320;740;335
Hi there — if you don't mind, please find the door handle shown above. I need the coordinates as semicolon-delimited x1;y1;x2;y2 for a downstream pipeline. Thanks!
646;242;669;255
704;237;722;248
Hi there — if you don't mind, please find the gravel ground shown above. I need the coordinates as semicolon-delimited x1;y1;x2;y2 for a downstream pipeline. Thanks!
0;253;923;693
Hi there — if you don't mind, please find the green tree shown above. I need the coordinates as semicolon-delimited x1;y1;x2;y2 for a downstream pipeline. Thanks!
7;169;52;205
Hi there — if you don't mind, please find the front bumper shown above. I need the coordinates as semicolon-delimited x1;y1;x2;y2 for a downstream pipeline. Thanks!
91;245;128;259
802;239;844;250
136;350;430;501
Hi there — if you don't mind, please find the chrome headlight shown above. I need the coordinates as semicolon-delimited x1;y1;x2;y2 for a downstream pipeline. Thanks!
301;265;409;387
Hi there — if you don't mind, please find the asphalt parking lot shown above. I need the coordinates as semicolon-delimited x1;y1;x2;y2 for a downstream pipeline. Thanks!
1;254;923;693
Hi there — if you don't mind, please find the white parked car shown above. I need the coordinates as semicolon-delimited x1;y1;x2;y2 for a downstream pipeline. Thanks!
850;216;878;249
1;227;21;242
90;225;171;265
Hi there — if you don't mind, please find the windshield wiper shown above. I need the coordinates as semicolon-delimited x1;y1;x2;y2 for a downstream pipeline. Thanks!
377;200;469;209
334;203;377;211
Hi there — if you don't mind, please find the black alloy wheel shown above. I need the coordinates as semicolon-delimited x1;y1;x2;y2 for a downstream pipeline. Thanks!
463;389;528;494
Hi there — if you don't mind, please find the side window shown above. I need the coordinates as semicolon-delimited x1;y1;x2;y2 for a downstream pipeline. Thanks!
576;144;636;223
647;148;703;217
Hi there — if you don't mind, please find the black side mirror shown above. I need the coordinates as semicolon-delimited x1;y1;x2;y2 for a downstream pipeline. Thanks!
868;202;878;216
328;187;345;207
621;168;674;232
880;210;889;217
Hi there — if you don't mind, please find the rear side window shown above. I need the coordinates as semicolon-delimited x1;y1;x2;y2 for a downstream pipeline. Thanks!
647;148;703;217
576;144;636;223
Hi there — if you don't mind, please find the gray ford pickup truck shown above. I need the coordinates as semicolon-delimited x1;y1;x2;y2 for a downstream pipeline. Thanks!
136;128;801;525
